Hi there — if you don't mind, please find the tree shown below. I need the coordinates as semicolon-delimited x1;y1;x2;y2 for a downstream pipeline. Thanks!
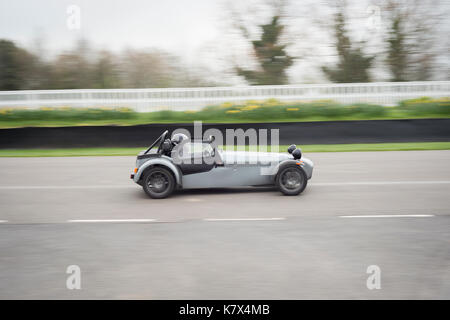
321;10;374;83
48;53;92;89
119;49;174;88
0;40;36;90
91;51;120;89
386;16;407;81
236;16;293;85
47;40;94;89
380;0;446;81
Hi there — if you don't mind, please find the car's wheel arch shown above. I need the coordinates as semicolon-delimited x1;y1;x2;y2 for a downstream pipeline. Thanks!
273;160;306;183
136;159;182;187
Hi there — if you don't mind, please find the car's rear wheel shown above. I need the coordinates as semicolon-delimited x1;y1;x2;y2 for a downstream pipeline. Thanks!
276;166;307;196
142;167;175;199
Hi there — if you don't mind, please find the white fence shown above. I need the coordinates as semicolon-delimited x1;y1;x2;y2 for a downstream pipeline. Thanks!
0;81;448;112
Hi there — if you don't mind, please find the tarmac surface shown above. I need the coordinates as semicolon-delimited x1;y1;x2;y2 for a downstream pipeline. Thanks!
0;150;449;299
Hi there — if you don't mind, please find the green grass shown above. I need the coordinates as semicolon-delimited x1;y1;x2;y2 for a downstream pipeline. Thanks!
0;97;448;128
0;142;449;157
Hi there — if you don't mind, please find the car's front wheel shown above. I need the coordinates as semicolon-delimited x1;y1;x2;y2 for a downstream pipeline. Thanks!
276;166;307;196
142;167;175;199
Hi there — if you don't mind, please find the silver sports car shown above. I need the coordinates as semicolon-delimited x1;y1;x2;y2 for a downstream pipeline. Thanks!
131;130;313;198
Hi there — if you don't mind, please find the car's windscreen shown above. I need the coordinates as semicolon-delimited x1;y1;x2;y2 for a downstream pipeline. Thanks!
180;142;213;158
144;130;168;154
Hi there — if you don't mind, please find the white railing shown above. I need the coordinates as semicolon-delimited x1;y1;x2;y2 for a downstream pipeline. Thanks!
0;81;448;112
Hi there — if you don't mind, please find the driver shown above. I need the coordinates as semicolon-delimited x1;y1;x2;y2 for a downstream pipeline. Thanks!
160;133;189;156
171;133;188;145
169;133;189;159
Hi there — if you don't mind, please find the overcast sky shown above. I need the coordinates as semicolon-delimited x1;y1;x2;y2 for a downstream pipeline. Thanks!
1;0;448;83
0;0;336;83
0;0;222;56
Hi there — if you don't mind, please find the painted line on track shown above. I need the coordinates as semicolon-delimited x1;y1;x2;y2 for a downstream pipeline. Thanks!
0;220;8;223
314;181;450;186
339;214;434;218
67;219;157;223
204;217;286;222
0;185;133;190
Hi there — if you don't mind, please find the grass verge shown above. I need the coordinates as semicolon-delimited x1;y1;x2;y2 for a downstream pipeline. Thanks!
0;142;449;157
0;97;448;128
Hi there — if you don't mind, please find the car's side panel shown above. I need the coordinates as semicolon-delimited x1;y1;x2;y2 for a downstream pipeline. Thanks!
182;165;273;189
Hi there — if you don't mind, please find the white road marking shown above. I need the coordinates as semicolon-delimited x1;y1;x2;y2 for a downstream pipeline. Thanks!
0;220;8;223
314;181;450;186
0;185;133;190
339;214;434;218
204;217;286;221
184;198;203;202
67;219;156;223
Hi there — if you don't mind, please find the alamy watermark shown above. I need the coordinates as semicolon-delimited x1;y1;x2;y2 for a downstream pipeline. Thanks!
168;121;288;175
366;265;381;290
66;5;81;31
66;265;81;290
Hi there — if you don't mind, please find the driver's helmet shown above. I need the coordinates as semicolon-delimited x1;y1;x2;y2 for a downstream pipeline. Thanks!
171;133;188;145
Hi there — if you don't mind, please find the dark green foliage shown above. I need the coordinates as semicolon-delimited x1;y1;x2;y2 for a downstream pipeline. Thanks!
237;16;293;85
0;107;136;122
322;11;374;83
0;40;36;90
387;16;407;81
399;97;450;115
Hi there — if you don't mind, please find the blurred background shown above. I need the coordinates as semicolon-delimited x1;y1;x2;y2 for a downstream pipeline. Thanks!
0;0;450;300
0;0;449;131
0;0;449;89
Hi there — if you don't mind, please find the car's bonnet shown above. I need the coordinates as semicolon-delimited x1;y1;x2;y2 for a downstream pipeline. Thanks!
219;150;292;165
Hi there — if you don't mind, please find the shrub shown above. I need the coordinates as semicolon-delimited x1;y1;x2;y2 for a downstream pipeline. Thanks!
0;106;137;122
0;97;448;126
399;97;450;116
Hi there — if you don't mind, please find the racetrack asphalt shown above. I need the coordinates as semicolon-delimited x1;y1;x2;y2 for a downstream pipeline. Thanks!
0;150;449;299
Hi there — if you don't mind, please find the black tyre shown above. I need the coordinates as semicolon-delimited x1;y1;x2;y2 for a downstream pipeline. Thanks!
142;167;175;199
276;166;307;196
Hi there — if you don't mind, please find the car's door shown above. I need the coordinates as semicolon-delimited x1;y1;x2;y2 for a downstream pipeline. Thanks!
176;142;216;175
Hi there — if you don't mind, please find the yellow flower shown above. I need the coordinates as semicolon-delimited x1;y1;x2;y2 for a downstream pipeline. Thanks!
184;110;197;113
220;102;234;109
263;98;280;107
40;106;53;111
241;105;260;111
286;107;299;111
58;106;72;110
226;110;241;114
245;100;261;105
